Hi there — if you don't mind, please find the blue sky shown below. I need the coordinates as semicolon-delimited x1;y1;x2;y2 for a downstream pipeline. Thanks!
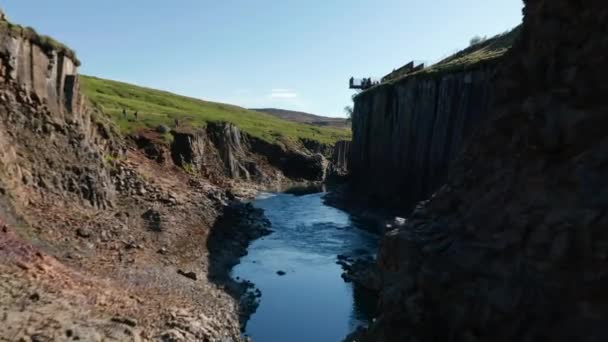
1;0;523;117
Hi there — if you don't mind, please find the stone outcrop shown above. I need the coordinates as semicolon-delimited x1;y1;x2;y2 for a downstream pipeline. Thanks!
0;19;119;209
171;122;261;181
250;138;329;182
350;66;495;211
328;140;351;178
170;121;330;184
207;122;260;180
352;0;608;341
170;123;272;183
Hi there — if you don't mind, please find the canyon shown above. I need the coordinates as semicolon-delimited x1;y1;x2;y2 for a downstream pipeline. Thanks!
0;10;349;341
1;0;607;341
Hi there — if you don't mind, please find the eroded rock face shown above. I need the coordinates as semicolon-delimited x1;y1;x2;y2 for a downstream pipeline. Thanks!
250;138;329;182
171;122;330;183
356;1;608;341
328;140;351;179
170;130;207;169
170;123;264;182
0;28;119;209
207;122;259;180
350;65;495;211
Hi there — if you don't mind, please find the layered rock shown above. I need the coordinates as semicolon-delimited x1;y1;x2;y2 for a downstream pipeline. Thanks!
0;19;119;209
171;122;330;184
250;138;328;182
0;14;251;341
350;66;495;210
207;122;259;180
354;0;608;341
328;140;351;178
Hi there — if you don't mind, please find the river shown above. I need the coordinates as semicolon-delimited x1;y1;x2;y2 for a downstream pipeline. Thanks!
232;190;379;342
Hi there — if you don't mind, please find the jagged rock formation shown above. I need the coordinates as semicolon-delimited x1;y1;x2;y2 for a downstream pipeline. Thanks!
170;121;329;184
207;122;259;180
0;20;119;210
250;137;329;181
350;65;495;210
329;140;351;178
351;0;608;341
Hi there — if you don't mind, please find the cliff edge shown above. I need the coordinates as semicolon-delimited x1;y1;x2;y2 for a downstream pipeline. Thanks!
350;0;608;341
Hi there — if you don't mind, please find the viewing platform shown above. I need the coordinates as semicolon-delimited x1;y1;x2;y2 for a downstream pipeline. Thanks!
349;77;380;90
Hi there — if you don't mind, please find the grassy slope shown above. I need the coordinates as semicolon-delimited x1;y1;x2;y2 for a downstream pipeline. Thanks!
372;26;521;90
423;25;521;75
80;76;351;145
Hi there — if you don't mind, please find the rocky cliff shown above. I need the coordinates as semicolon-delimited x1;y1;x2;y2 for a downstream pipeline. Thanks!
0;10;348;340
168;122;330;186
0;13;258;341
0;18;119;210
350;0;608;341
329;140;351;178
350;61;496;211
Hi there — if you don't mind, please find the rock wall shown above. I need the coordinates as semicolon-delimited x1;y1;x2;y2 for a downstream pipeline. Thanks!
170;122;329;184
352;0;608;341
328;140;350;178
0;26;119;209
0;32;82;116
250;138;328;182
350;65;495;210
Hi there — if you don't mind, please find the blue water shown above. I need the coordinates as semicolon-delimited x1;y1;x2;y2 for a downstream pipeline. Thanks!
232;191;379;342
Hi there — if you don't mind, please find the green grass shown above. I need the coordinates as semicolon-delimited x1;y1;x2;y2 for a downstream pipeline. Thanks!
80;75;351;145
420;25;521;76
360;25;521;95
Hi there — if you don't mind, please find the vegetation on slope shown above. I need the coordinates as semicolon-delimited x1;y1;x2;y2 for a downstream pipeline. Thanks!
80;76;351;145
362;25;521;94
423;25;521;75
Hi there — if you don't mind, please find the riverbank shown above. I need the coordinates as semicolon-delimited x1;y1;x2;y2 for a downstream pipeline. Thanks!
207;201;273;325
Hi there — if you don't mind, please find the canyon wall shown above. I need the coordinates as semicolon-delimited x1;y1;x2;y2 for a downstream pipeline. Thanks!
329;140;350;178
350;64;496;210
0;25;119;210
351;0;608;341
168;122;330;186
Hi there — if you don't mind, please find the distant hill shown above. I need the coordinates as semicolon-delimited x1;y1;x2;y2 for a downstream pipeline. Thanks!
251;108;350;129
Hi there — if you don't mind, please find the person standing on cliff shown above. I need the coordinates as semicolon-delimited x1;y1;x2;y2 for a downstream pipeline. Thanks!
134;111;139;120
122;109;127;120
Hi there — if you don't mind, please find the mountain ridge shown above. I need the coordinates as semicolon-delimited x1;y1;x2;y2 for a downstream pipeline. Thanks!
251;108;350;129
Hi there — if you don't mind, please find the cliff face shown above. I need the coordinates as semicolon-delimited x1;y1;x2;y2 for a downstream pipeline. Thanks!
329;140;350;178
0;29;118;210
351;0;608;341
0;15;251;341
170;122;330;186
350;65;495;210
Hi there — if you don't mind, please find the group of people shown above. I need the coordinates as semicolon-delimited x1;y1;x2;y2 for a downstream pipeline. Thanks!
349;77;379;90
121;108;181;128
122;109;138;120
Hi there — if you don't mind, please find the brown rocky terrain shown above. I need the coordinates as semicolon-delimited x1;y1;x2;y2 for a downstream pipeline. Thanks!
346;0;608;341
0;10;340;342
